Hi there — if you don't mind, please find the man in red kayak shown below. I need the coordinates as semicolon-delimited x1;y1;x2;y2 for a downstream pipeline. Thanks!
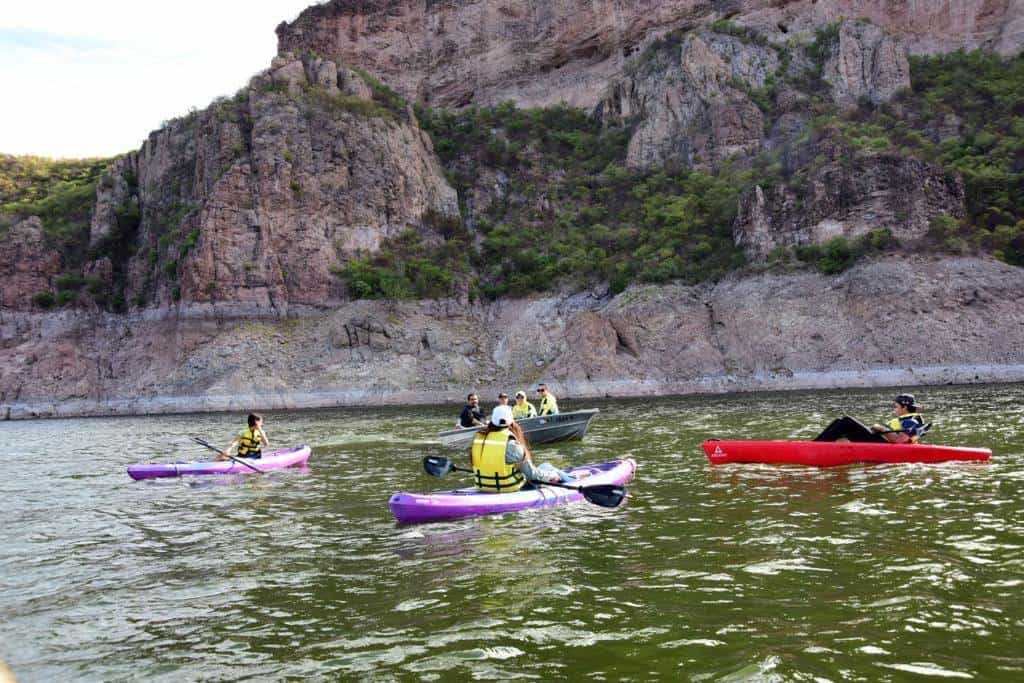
814;394;928;443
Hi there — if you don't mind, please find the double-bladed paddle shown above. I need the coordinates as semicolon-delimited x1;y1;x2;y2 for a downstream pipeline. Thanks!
422;455;626;508
192;437;265;474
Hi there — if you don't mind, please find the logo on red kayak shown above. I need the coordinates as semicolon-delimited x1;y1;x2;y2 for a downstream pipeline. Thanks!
711;445;726;460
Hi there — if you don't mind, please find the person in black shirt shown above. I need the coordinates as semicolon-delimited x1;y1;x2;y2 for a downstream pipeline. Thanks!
458;393;485;428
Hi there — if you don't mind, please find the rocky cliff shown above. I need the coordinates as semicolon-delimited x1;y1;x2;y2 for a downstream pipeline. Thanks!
276;0;1024;111
2;1;1023;418
83;53;458;314
3;255;1023;419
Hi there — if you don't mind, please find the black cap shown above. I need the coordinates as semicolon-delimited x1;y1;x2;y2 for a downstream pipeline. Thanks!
498;392;508;398
894;394;918;408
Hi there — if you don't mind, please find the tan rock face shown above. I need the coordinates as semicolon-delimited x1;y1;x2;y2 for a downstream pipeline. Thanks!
599;30;779;170
0;217;62;309
112;56;457;311
733;151;967;261
276;0;1023;112
4;256;1024;417
823;20;910;107
89;154;138;247
276;0;720;109
742;0;1024;57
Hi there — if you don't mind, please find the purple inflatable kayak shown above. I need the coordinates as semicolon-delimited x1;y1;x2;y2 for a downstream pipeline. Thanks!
127;445;311;480
389;458;637;523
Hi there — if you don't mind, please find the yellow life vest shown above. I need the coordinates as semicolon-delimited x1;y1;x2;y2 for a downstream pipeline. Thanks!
238;427;263;455
539;393;559;416
886;412;925;442
512;400;537;419
470;429;525;492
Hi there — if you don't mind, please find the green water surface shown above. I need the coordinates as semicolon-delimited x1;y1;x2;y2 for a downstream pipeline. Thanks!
1;384;1021;681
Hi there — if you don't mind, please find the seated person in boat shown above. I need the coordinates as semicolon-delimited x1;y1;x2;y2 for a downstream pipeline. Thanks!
536;383;559;416
219;413;269;459
458;393;485;428
512;390;537;419
814;394;927;444
471;406;575;492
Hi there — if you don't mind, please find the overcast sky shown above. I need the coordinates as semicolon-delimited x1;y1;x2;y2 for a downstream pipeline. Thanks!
0;1;316;159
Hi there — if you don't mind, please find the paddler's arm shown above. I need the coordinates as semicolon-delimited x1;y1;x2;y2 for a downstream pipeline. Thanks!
221;436;241;458
870;423;912;443
257;428;269;447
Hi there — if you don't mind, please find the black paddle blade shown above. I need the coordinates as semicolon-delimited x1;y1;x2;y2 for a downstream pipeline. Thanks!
579;484;627;508
423;455;454;477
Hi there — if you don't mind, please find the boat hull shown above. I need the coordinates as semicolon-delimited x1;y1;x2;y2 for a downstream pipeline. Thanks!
127;445;312;479
389;458;636;523
702;440;990;467
437;409;599;449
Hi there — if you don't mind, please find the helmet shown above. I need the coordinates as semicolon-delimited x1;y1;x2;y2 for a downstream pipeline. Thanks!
894;394;917;408
490;405;514;427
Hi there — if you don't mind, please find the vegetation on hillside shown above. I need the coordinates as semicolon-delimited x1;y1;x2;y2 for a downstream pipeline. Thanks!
336;103;757;299
0;155;111;256
822;51;1024;264
5;39;1024;309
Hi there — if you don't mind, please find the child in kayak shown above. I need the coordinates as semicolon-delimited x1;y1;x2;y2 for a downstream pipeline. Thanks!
219;413;269;459
470;406;574;491
814;394;928;443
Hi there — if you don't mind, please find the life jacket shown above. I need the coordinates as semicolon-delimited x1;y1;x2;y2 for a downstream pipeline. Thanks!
539;393;558;416
512;401;537;419
237;427;263;456
887;412;925;443
470;429;525;492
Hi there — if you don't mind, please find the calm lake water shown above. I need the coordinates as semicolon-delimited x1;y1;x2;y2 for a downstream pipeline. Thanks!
2;384;1022;681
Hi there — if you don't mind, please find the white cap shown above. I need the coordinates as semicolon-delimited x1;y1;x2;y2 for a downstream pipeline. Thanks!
490;405;514;427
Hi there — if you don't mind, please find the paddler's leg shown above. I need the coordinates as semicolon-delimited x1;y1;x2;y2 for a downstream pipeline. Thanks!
814;416;883;442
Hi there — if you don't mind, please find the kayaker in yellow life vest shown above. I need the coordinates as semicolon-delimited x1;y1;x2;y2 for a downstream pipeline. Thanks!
471;406;575;492
814;394;928;443
870;394;927;444
536;383;559;416
512;390;537;419
219;413;269;459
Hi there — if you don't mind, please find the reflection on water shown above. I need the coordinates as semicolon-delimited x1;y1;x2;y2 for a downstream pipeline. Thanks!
0;384;1022;680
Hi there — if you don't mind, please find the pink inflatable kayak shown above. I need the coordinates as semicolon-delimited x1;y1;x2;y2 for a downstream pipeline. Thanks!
703;440;990;467
127;445;311;480
389;458;637;523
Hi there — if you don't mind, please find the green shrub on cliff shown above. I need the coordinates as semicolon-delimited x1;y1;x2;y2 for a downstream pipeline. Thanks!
1;155;110;264
369;102;751;299
812;51;1024;264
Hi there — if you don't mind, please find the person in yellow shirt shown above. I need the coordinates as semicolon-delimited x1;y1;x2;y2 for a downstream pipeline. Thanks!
511;390;537;419
536;383;559;416
219;413;269;459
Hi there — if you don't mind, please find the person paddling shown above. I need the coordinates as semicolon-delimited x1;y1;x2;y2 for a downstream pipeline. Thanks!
218;413;269;460
512;390;537;419
536;383;559;416
814;394;928;443
471;406;575;492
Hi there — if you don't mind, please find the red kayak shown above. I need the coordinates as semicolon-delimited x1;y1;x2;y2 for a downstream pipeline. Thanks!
702;440;991;467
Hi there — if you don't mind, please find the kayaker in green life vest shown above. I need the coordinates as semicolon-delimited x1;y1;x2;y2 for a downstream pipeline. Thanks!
471;406;575;492
512;390;537;419
814;394;928;443
536;383;559;416
218;413;269;459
